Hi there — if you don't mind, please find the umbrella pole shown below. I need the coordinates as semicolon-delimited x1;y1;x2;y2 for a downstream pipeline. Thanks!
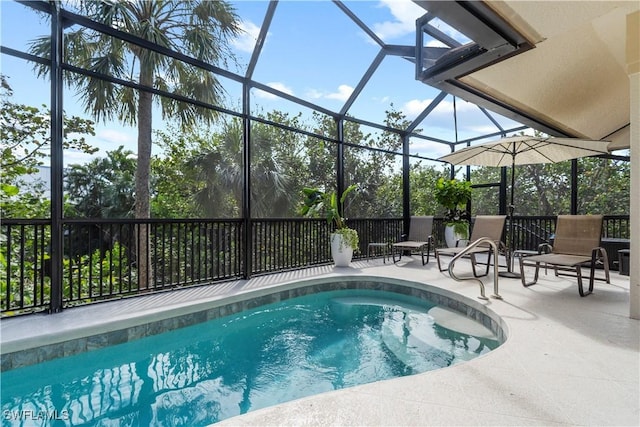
500;156;521;278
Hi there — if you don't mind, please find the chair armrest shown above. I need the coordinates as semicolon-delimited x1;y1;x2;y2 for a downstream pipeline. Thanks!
592;246;609;265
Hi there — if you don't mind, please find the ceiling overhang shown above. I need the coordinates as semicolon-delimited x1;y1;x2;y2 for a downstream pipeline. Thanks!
414;0;637;151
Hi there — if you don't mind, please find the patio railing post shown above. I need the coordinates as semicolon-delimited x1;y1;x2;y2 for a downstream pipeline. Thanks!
242;83;252;279
571;159;578;215
49;1;64;313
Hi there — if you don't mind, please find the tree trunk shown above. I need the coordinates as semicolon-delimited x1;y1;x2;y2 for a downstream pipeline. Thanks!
136;64;153;290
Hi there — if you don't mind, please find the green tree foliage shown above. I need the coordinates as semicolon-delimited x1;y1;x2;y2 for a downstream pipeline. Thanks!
374;161;448;217
29;1;241;288
154;115;299;218
307;105;412;218
1;76;102;312
470;156;629;216
152;126;209;218
65;146;137;218
410;164;449;216
1;75;97;218
29;0;241;220
577;157;630;215
304;112;339;191
62;242;134;305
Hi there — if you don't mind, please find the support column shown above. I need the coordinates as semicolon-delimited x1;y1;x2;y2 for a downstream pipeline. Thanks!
402;134;410;232
242;84;252;279
50;2;64;313
336;118;345;200
627;11;640;319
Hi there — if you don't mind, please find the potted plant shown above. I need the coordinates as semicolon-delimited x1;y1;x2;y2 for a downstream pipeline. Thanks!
434;177;472;247
299;184;359;266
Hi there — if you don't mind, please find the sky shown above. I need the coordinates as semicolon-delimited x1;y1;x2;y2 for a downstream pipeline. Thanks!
0;0;526;167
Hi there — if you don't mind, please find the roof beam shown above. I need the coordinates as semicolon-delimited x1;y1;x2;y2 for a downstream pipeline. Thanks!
411;1;565;135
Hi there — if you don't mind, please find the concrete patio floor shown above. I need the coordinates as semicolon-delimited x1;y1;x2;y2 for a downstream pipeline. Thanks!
1;255;638;426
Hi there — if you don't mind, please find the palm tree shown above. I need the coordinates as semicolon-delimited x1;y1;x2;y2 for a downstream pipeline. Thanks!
189;117;296;218
30;0;241;287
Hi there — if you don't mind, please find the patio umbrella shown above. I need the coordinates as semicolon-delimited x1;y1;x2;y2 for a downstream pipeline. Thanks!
437;135;610;276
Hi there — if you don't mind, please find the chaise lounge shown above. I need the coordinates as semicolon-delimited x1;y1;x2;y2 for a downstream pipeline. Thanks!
392;216;434;265
518;215;610;296
435;215;507;277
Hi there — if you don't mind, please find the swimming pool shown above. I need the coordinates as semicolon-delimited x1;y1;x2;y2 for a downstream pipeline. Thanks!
1;279;505;426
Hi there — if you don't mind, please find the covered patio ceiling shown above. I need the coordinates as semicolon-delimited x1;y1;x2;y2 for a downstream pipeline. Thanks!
415;0;637;151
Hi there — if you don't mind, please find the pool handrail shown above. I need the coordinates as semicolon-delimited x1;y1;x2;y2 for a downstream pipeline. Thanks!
447;237;502;300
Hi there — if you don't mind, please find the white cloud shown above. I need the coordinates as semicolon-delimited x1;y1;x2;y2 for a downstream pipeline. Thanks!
305;85;354;102
373;1;471;46
63;150;97;167
326;85;353;102
232;20;264;53
470;124;504;135
97;128;136;146
409;139;451;158
402;98;476;120
404;99;429;118
306;88;323;100
401;97;512;143
374;0;425;41
254;82;295;99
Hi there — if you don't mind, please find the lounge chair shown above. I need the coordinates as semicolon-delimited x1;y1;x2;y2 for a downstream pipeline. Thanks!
519;215;610;297
435;215;507;277
392;216;434;265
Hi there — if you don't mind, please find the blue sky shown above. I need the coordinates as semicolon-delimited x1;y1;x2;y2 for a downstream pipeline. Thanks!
1;0;524;166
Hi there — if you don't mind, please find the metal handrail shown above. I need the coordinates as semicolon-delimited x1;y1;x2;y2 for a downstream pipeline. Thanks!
447;237;502;301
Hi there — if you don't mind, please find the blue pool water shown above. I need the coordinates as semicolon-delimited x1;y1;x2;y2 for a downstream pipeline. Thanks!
1;289;499;426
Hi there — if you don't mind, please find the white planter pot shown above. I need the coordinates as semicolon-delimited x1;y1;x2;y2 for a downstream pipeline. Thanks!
444;224;468;248
331;233;354;267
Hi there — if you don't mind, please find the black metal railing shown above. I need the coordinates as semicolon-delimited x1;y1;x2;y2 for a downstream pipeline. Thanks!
60;219;245;308
252;219;330;273
0;215;629;316
1;219;51;314
509;215;630;252
347;218;405;256
510;216;557;251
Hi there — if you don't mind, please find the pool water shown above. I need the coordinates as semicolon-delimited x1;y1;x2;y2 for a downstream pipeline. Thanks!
1;289;499;426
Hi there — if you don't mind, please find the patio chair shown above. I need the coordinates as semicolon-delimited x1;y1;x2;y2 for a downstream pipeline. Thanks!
435;215;507;277
519;215;610;297
392;216;434;265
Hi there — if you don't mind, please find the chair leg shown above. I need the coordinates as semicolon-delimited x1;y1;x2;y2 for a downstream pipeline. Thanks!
519;257;540;287
483;251;492;276
576;265;593;297
484;251;490;276
392;247;401;263
597;247;610;284
421;242;431;265
436;251;448;272
470;254;478;277
470;253;490;277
